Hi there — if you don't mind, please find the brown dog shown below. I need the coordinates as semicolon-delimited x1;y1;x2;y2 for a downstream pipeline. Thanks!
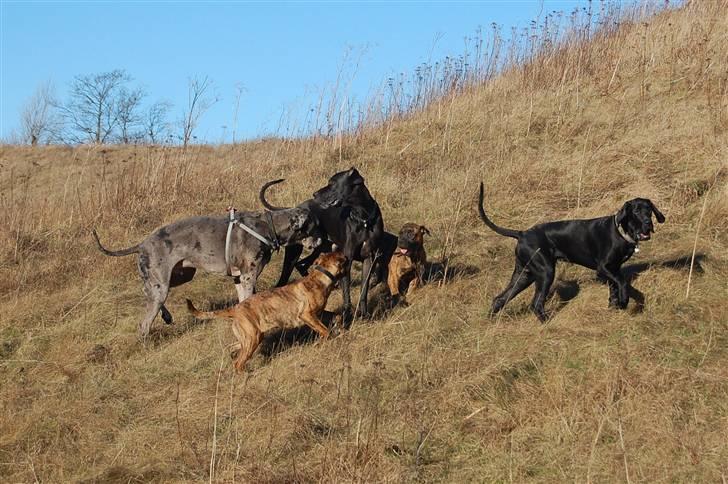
186;251;347;371
387;223;429;305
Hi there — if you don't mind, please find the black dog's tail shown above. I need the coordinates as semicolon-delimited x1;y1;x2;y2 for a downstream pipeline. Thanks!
477;182;522;239
259;179;288;210
92;229;140;257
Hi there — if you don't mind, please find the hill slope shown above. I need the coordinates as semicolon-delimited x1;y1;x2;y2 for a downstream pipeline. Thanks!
1;2;727;482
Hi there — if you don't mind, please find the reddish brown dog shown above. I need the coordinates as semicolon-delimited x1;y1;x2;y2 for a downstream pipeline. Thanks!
187;251;347;371
387;223;429;305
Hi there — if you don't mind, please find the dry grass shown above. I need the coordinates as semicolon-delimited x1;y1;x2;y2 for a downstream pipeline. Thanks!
1;2;728;482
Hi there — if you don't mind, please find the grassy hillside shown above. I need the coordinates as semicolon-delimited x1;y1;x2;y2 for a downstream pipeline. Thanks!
1;2;727;482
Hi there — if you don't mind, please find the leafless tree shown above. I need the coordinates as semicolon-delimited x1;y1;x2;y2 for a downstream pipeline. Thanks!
20;81;61;145
144;100;172;144
180;76;217;146
116;86;146;144
59;69;130;144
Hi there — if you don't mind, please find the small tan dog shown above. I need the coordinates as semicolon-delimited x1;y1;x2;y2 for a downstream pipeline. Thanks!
387;223;429;305
186;251;347;371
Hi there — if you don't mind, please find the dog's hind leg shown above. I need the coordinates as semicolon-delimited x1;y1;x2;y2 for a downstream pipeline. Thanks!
138;287;169;337
160;305;173;324
157;262;196;325
232;318;262;372
530;264;555;323
492;264;534;315
137;254;172;337
357;256;375;319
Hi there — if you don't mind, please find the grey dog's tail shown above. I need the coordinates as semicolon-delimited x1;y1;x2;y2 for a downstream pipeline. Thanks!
92;229;140;257
477;182;522;239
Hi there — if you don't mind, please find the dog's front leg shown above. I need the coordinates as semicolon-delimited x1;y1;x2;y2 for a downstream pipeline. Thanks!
340;259;354;327
300;310;330;340
607;280;620;308
599;265;628;309
276;245;304;287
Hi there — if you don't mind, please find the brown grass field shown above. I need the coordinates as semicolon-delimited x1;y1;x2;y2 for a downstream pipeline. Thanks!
1;2;727;482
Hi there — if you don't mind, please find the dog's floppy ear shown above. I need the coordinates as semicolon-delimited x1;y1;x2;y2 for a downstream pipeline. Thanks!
616;200;631;226
419;226;431;236
647;199;665;223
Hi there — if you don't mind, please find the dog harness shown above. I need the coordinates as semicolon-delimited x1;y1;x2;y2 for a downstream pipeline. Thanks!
311;264;338;283
225;207;281;276
614;215;640;253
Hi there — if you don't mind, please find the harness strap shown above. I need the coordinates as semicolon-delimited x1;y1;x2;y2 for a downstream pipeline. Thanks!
311;264;338;283
225;208;280;277
225;207;236;276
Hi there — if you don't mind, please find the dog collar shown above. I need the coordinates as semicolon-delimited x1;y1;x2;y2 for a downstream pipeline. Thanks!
311;264;338;283
614;215;639;251
350;207;376;230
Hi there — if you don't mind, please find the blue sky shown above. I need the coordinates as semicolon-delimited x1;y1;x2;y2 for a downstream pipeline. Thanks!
1;1;588;142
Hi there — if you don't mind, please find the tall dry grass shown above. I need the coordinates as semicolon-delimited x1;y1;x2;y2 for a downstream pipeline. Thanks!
1;1;727;482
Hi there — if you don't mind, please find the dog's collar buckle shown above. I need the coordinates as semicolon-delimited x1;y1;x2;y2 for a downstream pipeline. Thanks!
311;264;338;283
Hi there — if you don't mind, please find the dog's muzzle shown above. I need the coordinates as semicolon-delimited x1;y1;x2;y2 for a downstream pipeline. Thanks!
301;236;323;251
638;225;654;241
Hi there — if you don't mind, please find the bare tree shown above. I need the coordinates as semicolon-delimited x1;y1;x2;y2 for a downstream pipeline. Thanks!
180;76;217;146
59;69;130;144
144;100;172;144
20;81;61;145
116;86;146;144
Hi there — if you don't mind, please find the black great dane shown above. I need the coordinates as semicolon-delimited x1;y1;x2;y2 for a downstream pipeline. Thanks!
477;182;665;321
260;168;396;323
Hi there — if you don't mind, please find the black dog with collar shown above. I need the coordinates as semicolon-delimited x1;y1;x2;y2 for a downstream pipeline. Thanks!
477;182;665;321
260;168;396;323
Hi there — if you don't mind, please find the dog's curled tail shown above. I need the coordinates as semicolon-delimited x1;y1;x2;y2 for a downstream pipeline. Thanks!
185;299;235;320
92;229;140;257
477;182;522;239
259;178;287;210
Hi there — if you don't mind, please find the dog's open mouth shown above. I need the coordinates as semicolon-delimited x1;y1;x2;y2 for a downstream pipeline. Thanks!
398;247;409;255
638;232;651;241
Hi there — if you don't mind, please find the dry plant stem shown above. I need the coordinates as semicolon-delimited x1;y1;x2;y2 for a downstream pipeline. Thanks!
586;413;607;484
209;356;225;483
685;175;713;299
617;403;632;484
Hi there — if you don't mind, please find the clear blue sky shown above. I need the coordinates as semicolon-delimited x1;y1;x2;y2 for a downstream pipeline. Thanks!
1;1;588;143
